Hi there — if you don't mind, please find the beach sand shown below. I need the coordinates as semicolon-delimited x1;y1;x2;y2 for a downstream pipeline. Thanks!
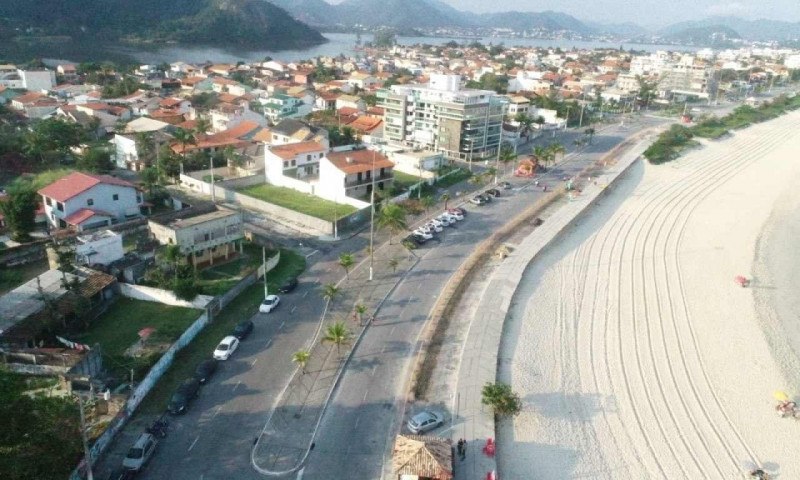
497;110;800;479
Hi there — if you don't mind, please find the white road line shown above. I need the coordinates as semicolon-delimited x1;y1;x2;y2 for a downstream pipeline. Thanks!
302;291;309;298
251;358;258;366
212;406;222;418
188;436;199;452
265;339;272;348
389;326;396;336
279;321;285;330
354;417;361;429
380;345;386;354
371;365;378;377
233;380;242;391
363;389;369;401
290;306;297;314
296;467;305;480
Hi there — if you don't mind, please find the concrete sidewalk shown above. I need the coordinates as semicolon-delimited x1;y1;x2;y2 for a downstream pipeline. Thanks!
446;134;654;480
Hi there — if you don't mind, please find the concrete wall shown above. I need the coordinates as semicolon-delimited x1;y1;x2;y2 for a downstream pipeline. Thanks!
118;283;214;309
219;174;263;190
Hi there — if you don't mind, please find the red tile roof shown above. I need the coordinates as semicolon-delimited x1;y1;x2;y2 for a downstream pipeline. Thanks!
268;141;325;160
64;208;112;226
38;172;136;203
326;149;393;174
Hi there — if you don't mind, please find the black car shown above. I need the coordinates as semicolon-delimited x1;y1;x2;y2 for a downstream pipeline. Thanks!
486;188;501;197
193;359;218;384
232;320;254;340
478;193;492;202
107;469;135;480
278;277;298;293
167;378;200;415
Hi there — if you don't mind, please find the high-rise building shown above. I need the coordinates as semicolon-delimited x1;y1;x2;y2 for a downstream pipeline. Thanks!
378;74;507;161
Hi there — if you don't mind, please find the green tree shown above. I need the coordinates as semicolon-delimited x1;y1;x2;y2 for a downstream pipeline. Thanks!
172;128;196;162
373;31;397;48
321;283;340;303
420;195;435;212
481;382;522;417
499;143;516;175
292;349;311;374
321;321;352;354
140;167;160;198
440;192;451;210
194;116;211;137
547;142;566;164
0;181;37;241
338;252;355;279
77;146;113;173
354;303;367;325
376;204;407;244
584;128;596;145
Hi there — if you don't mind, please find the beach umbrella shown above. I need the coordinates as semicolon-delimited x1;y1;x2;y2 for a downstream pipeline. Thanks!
773;390;790;402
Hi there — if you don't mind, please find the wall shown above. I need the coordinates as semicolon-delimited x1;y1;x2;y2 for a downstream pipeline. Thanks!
218;174;263;190
0;240;47;267
118;283;214;309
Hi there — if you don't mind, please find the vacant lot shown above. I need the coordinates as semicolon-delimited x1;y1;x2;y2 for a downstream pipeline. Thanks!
238;183;357;221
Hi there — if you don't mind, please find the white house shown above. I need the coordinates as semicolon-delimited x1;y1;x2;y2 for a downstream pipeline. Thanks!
347;72;378;90
336;94;365;112
75;230;124;266
317;149;394;203
38;172;144;231
147;206;244;266
210;102;268;132
265;141;327;185
0;69;56;91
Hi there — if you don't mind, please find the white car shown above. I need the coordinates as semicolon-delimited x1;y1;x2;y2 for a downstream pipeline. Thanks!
444;210;464;221
412;229;434;240
259;294;280;313
213;336;240;360
436;214;454;226
425;222;443;233
428;218;446;229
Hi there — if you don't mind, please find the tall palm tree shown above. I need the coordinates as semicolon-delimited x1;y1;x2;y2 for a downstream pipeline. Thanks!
292;350;311;374
172;128;196;162
321;283;339;303
354;303;367;325
547;142;566;164
584;128;596;145
376;204;407;244
136;131;155;167
194;116;211;138
338;252;355;279
532;145;548;166
440;192;451;210
322;321;352;355
499;143;516;175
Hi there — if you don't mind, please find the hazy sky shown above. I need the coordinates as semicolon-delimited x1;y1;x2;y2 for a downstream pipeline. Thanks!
328;0;800;27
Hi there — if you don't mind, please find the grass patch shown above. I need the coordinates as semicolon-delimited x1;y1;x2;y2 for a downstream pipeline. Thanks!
136;248;306;414
196;243;277;296
393;171;424;190
0;258;48;296
433;167;472;189
238;183;357;221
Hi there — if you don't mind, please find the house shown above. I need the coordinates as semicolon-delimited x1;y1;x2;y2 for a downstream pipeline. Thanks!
262;94;306;123
255;118;329;148
212;77;248;97
57;64;78;82
172;120;263;156
336;94;365;112
314;91;338;111
346;115;383;138
506;96;531;117
75;230;124;266
317;149;394;202
147;206;244;267
38;172;144;231
264;141;327;184
10;92;60;119
347;71;378;90
383;147;444;176
0;69;56;91
210;101;267;132
391;435;453;480
0;267;117;347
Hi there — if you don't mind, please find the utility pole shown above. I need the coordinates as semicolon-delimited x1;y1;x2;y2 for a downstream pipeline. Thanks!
369;151;376;281
209;155;216;203
579;104;586;128
494;139;501;184
262;246;268;298
77;394;94;480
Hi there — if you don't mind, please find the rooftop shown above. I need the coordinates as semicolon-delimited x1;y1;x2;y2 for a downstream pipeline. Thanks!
268;141;325;160
326;149;394;175
38;172;137;203
149;206;239;230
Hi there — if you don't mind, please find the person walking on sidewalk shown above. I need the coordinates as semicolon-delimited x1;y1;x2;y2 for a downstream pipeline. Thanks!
457;439;464;459
461;439;467;460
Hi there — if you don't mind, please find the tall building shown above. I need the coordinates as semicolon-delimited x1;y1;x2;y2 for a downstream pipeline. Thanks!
378;74;507;161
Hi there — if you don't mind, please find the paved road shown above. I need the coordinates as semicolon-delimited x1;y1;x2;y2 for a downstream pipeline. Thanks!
300;116;670;480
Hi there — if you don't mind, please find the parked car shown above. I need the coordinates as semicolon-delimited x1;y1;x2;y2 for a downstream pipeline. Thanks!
167;378;201;415
428;218;447;229
412;229;434;240
259;294;280;313
213;336;240;361
444;210;464;221
232;320;254;339
278;277;298;293
122;433;158;471
407;410;444;434
193;359;218;384
425;221;443;233
486;188;501;197
448;207;467;216
404;234;426;245
498;181;512;189
470;195;487;205
436;214;455;226
478;193;492;203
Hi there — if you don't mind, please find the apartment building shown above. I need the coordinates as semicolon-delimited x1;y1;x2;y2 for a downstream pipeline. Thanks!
379;74;507;161
658;56;716;99
147;206;244;266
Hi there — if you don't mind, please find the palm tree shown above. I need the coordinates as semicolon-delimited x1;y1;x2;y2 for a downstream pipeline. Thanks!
223;145;243;174
194;116;211;138
440;192;451;210
292;349;311;374
354;303;367;325
389;257;400;273
532;146;549;167
584;128;596;145
547;142;566;164
135;131;155;167
172;128;196;162
421;195;435;212
321;283;339;303
376;204;407;244
338;252;355;279
499;143;516;176
322;321;352;355
514;112;534;140
140;167;159;198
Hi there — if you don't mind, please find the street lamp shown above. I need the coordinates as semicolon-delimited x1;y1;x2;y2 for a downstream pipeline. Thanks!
369;150;376;281
262;246;268;298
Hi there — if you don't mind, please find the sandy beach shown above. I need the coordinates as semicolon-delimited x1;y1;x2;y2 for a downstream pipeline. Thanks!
497;110;800;479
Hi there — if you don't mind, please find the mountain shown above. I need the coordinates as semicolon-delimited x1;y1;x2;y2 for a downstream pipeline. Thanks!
659;16;800;42
0;0;325;50
335;0;471;29
585;21;651;38
267;0;343;27
475;10;593;34
661;25;742;46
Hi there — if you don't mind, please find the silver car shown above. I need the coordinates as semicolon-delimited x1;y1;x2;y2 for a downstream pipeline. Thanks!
407;410;444;434
123;433;158;471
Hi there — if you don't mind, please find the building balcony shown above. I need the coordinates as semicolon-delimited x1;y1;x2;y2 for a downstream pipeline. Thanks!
345;172;393;188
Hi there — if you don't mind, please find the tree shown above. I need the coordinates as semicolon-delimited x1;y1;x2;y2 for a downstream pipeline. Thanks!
373;31;397;48
514;112;534;138
172;128;196;162
321;321;352;354
532;145;549;166
194;116;211;138
376;204;407;244
292;350;311;374
0;181;37;241
636;75;658;110
77;146;113;173
136;131;156;167
140;167;160;198
420;195;435;212
389;257;400;273
440;192;451;210
584;128;596;145
354;303;367;325
481;382;522;417
321;283;340;303
338;252;355;279
547;142;566;164
499;143;516;175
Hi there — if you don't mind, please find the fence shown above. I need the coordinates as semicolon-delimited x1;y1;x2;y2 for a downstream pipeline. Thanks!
118;283;214;309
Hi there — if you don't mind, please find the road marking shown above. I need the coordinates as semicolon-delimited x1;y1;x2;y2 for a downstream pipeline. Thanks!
354;417;360;429
380;345;386;354
389;326;396;336
302;291;309;298
265;339;272;348
251;358;258;366
188;436;199;452
290;306;297;314
363;389;369;401
371;365;378;377
296;468;305;480
212;406;222;418
233;380;242;391
279;321;285;330
305;250;318;258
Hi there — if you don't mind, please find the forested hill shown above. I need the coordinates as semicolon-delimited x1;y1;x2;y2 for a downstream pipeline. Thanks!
0;0;326;50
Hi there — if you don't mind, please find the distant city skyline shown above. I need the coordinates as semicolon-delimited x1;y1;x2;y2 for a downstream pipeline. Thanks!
325;0;800;27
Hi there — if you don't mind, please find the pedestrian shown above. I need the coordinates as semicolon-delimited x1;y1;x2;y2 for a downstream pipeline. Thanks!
456;439;463;457
461;440;467;460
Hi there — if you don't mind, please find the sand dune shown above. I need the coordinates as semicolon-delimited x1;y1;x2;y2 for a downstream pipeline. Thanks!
497;111;800;479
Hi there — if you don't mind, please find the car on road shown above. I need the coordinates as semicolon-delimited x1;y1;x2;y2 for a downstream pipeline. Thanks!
486;188;501;197
428;218;447;229
259;294;280;313
193;359;218;384
213;336;240;361
232;320;254;339
470;195;487;205
278;277;298;293
498;181;512;189
404;234;426;246
168;378;201;415
412;229;434;240
407;410;444;434
122;433;158;471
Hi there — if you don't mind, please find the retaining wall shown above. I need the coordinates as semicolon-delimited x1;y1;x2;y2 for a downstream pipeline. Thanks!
118;283;214;309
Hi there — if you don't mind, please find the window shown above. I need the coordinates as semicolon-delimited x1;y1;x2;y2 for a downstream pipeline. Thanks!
45;197;52;206
113;194;119;201
87;198;94;206
307;154;311;161
357;172;362;182
204;233;210;241
291;160;296;167
283;161;289;168
57;202;64;212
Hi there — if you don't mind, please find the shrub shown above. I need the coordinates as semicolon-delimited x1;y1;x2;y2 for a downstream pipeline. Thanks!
481;382;522;417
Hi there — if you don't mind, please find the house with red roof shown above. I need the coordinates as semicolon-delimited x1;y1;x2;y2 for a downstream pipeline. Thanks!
317;149;394;202
38;172;144;231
